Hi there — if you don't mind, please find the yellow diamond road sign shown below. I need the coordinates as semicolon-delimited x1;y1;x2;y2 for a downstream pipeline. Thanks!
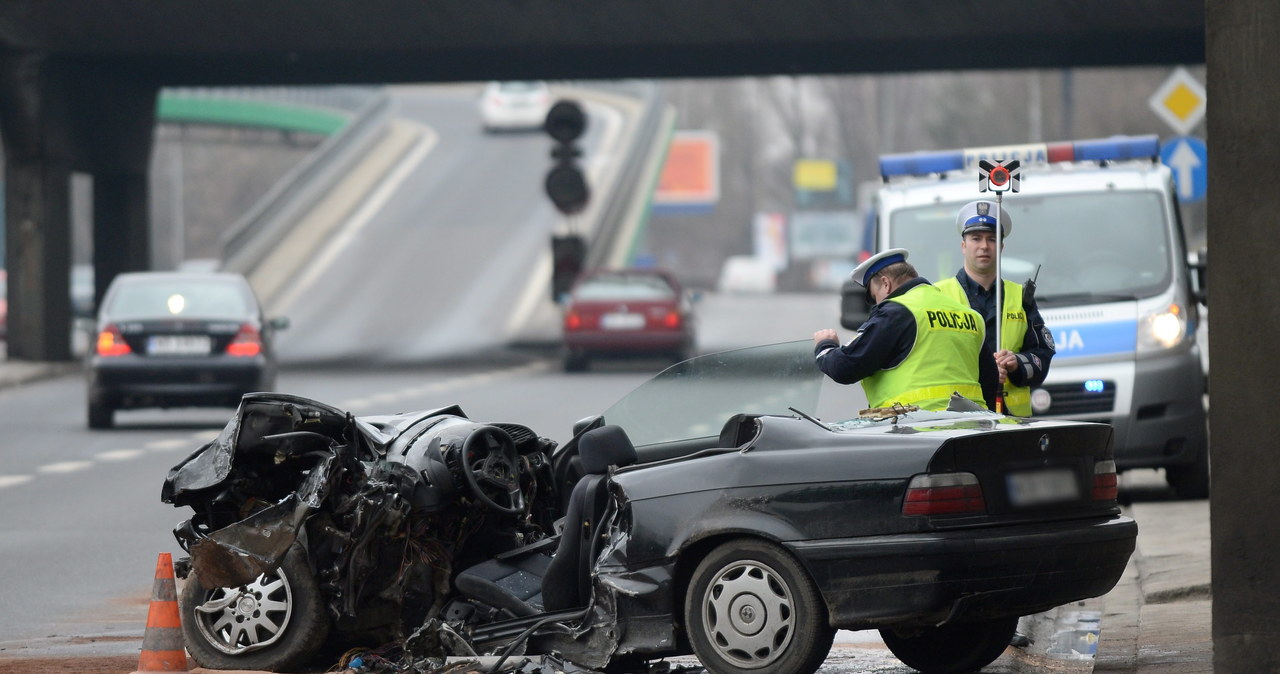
1149;66;1206;135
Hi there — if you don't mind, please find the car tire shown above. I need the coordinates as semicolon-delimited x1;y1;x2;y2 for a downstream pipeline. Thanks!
181;543;330;672
564;351;590;373
88;401;114;429
684;539;834;674
879;615;1018;674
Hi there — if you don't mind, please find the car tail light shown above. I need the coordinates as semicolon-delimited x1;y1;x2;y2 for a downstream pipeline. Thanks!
660;310;681;329
564;311;583;330
226;324;263;357
903;473;985;516
1092;460;1119;501
95;324;132;357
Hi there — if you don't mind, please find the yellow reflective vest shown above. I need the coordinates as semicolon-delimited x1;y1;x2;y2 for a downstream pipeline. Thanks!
861;283;986;411
934;277;1031;416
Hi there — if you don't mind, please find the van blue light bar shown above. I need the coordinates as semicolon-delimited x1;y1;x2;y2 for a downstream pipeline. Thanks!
880;135;1160;180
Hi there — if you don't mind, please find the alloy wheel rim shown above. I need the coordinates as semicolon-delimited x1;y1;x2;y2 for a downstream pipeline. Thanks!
194;568;294;655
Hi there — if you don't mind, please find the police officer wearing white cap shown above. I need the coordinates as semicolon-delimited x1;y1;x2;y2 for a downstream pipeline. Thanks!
812;248;998;411
933;200;1055;416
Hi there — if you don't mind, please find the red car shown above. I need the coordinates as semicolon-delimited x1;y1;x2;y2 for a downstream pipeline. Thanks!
562;269;697;372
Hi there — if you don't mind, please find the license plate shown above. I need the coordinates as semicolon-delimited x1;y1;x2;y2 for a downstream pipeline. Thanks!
601;313;645;330
148;335;211;356
1006;468;1079;507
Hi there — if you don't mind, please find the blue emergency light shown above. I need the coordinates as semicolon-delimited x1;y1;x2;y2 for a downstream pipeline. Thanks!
1084;379;1106;393
879;135;1160;180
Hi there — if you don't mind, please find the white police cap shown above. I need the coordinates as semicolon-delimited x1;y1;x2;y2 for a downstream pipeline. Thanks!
956;200;1012;237
850;248;910;287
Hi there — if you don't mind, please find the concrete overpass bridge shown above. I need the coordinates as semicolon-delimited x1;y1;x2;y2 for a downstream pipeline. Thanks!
2;3;1278;670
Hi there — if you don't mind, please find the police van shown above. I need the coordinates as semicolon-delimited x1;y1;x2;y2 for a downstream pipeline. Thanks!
844;135;1209;498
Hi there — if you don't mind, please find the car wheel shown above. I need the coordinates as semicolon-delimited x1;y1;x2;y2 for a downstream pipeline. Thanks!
684;539;833;674
87;401;114;429
181;543;329;672
879;616;1018;674
564;351;590;372
1165;440;1210;499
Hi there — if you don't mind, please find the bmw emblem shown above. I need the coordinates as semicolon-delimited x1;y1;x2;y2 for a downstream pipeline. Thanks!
1039;434;1051;453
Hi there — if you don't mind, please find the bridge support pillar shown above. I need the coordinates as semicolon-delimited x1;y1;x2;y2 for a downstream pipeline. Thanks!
0;55;156;361
0;55;75;361
1209;1;1280;671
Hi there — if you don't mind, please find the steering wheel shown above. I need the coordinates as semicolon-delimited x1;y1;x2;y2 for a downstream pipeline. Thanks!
460;427;526;515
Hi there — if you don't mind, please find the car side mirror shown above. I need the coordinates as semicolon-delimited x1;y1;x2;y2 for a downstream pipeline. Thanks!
1187;248;1207;305
839;279;872;330
269;316;291;331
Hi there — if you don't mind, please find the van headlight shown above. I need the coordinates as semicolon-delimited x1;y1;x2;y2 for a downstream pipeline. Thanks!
1138;303;1186;351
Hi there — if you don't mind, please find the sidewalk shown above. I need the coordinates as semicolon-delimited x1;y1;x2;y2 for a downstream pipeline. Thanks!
1095;483;1212;673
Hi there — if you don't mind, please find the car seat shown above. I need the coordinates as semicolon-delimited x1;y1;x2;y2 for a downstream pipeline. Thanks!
453;424;638;617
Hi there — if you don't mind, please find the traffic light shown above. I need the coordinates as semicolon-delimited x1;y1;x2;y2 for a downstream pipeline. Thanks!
551;234;587;301
544;100;589;215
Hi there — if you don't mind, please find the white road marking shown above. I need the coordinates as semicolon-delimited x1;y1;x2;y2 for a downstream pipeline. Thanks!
38;461;94;474
148;439;192;451
337;362;551;411
0;475;34;489
273;121;440;317
97;449;146;462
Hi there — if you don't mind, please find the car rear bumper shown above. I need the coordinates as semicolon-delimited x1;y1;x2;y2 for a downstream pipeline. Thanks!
89;356;272;409
564;331;691;355
786;515;1137;629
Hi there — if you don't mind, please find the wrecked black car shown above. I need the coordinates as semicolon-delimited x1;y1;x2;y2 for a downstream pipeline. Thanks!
161;341;1137;674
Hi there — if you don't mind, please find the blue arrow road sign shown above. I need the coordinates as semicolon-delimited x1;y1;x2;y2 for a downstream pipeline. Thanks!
1160;136;1207;204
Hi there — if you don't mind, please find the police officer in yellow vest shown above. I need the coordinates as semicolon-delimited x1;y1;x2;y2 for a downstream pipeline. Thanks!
933;200;1056;416
813;248;998;411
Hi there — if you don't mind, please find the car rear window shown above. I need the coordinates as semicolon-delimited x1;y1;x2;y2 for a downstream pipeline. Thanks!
106;278;253;319
575;274;676;301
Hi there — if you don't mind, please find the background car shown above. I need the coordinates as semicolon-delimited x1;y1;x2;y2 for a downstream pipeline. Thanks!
561;268;697;372
86;271;288;429
479;81;553;132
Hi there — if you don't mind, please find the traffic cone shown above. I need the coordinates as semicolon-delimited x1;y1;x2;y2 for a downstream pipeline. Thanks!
132;552;190;673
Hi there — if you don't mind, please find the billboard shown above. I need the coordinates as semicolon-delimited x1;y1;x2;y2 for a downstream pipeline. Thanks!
653;131;719;214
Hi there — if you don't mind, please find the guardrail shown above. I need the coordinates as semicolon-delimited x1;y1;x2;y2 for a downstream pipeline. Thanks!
220;91;393;275
581;81;665;269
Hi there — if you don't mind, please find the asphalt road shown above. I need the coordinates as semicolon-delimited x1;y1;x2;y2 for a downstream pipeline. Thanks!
270;84;619;365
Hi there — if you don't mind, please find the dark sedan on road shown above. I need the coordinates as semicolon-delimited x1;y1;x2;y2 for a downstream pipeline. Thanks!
562;268;697;371
86;271;287;429
164;341;1135;674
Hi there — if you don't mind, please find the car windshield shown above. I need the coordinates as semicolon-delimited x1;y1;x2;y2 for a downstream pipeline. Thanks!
105;278;253;319
575;274;676;301
600;340;825;447
889;190;1173;303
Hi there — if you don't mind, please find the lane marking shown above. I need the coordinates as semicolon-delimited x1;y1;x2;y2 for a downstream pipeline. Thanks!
337;361;550;411
97;449;146;462
38;461;94;474
0;475;34;489
273;121;440;317
147;439;192;451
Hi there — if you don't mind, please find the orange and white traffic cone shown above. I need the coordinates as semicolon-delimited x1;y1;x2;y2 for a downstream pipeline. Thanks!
131;552;190;673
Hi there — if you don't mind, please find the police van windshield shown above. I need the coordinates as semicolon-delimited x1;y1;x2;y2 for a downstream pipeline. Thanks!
889;190;1172;305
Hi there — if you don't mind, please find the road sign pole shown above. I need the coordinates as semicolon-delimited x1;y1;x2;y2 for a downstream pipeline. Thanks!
994;190;1004;413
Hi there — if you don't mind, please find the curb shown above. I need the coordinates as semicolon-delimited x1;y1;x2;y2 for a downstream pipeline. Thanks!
0;359;81;391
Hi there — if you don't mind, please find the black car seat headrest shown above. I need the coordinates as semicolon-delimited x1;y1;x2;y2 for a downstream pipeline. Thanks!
578;425;638;475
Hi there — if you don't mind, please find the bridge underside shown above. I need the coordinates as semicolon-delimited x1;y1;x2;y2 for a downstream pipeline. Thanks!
3;1;1203;84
